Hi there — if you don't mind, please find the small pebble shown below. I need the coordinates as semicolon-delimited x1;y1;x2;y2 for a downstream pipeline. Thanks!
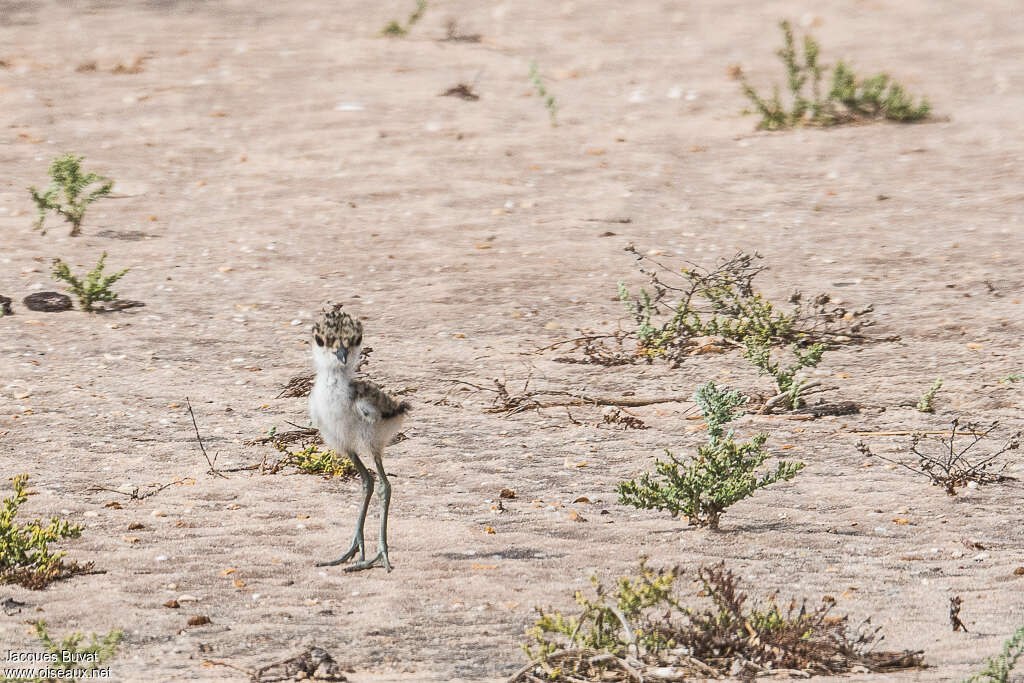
155;555;169;562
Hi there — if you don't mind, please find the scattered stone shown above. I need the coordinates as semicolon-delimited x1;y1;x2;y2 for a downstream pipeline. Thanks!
163;600;180;609
1013;566;1024;576
2;596;28;616
186;615;211;626
0;295;12;315
23;291;72;312
255;647;348;682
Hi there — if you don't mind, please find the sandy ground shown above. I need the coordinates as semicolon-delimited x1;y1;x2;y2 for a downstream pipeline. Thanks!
2;1;1023;681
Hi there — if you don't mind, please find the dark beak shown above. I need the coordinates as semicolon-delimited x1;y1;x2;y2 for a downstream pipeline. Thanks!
335;348;348;364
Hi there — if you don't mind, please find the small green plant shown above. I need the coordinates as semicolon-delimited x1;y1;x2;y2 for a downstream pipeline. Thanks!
617;381;803;529
1;620;123;682
380;0;427;37
1000;372;1023;384
740;20;930;130
1;475;85;589
266;429;356;479
917;378;943;413
516;561;924;682
966;626;1024;683
743;335;827;411
528;61;558;127
28;154;113;236
51;252;128;313
278;443;356;478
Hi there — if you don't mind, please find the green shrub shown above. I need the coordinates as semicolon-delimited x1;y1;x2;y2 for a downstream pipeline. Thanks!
51;252;128;313
28;154;113;237
617;382;803;529
740;21;930;130
1;475;84;589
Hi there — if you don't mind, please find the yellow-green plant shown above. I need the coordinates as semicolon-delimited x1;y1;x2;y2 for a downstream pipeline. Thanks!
29;154;113;236
1;475;83;589
51;252;128;313
524;559;681;663
0;621;123;682
273;439;356;479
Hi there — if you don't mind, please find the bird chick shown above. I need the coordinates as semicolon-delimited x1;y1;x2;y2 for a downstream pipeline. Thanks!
309;303;409;572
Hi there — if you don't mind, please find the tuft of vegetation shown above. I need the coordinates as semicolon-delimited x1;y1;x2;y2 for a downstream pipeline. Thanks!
514;560;924;682
28;154;114;237
966;626;1024;683
1;620;123;682
275;442;356;479
917;377;943;413
1000;372;1023;384
380;0;427;37
743;335;827;411
258;426;357;479
856;418;1021;495
617;381;803;529
51;252;128;313
615;246;875;365
1;475;88;589
740;20;930;130
528;61;558;127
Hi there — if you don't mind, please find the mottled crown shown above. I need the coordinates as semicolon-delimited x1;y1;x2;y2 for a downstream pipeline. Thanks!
312;303;363;351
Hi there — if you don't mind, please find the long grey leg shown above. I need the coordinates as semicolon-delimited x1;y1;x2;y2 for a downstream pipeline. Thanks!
345;452;392;572
316;452;373;567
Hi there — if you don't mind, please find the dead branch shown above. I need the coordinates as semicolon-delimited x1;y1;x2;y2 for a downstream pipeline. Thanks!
856;418;1020;494
247;427;320;447
277;373;314;399
88;479;188;501
185;397;227;479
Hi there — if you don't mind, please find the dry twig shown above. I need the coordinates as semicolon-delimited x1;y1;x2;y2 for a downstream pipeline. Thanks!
185;397;226;479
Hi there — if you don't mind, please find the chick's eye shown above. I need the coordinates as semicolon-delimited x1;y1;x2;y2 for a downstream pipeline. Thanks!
314;334;325;347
